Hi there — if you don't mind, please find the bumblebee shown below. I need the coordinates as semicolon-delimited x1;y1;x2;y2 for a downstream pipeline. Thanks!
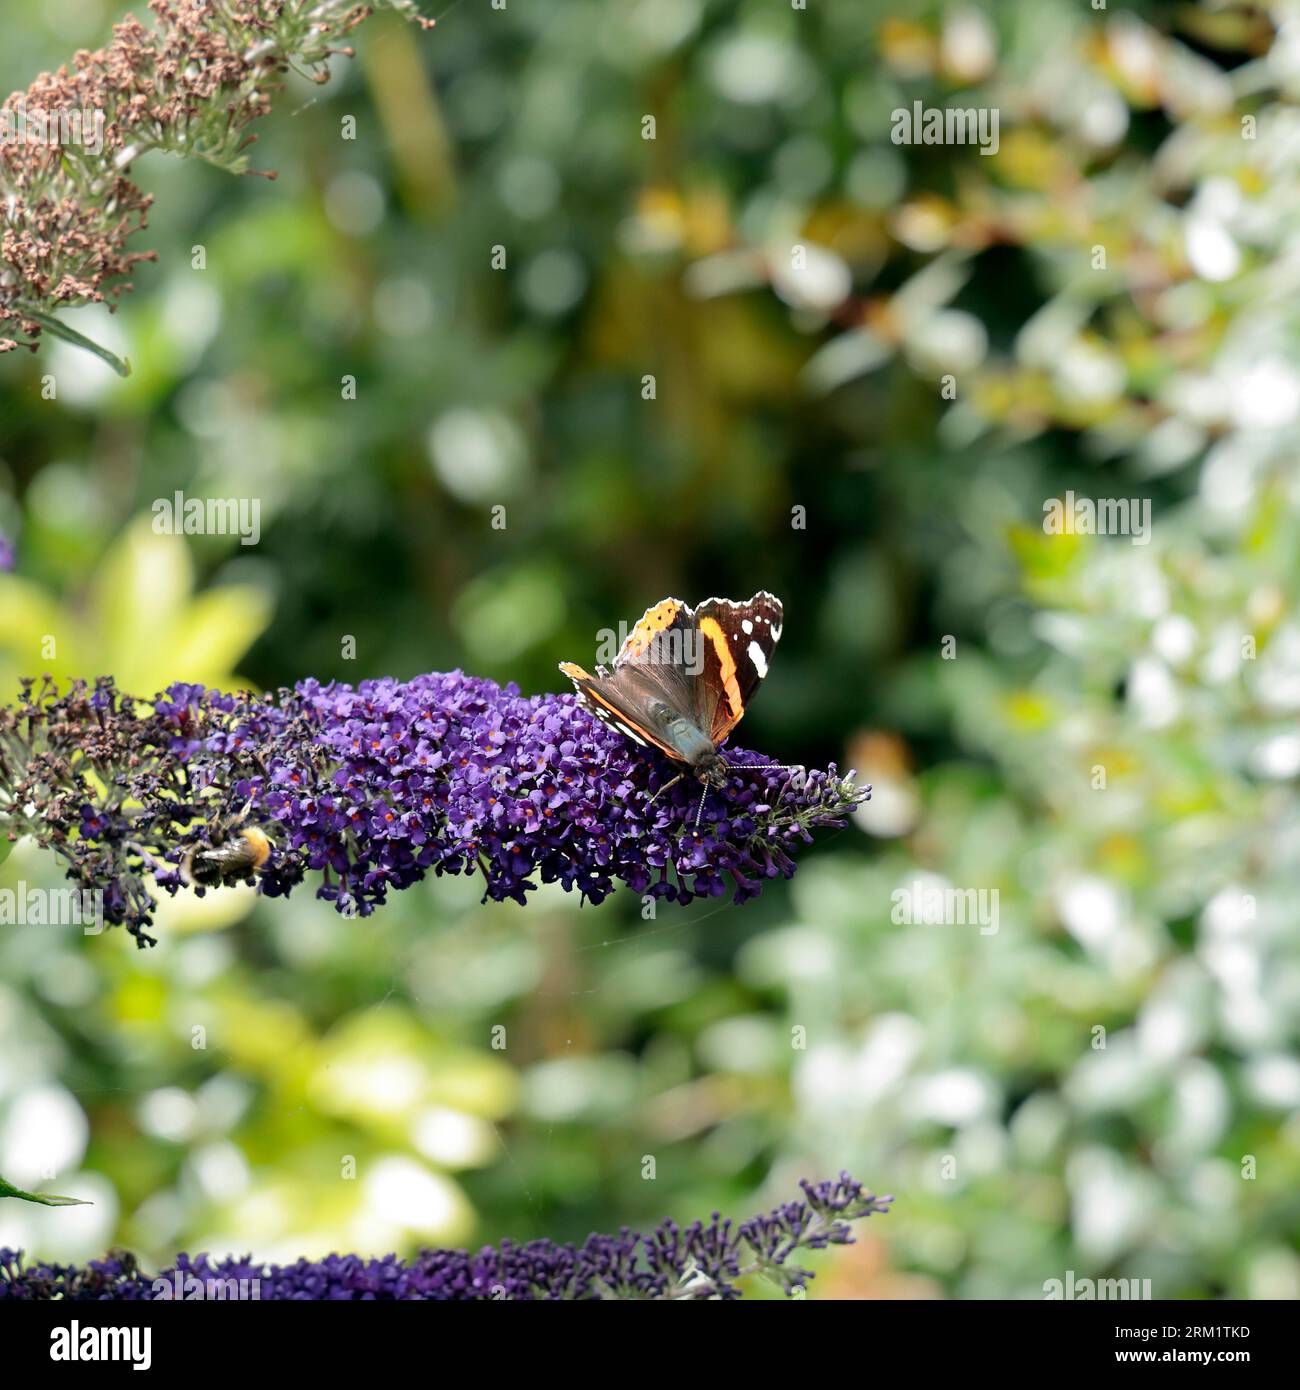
180;810;272;889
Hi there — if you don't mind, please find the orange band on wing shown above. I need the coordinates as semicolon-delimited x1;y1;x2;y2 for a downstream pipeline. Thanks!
699;616;743;724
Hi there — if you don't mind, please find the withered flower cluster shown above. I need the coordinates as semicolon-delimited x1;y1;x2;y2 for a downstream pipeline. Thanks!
1;0;433;365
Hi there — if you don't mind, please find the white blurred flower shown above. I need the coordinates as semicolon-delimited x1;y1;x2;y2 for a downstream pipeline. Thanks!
1067;1147;1155;1263
1078;90;1129;147
188;1141;251;1203
708;33;813;105
1185;218;1240;282
852;776;920;837
769;242;852;315
1200;887;1257;937
1249;734;1300;779
0;1086;87;1186
1066;1033;1157;1112
1244;1054;1300;1108
909;1069;997;1126
1247;1249;1300;1301
1154;1061;1229;1160
362;1157;464;1238
1152;614;1197;667
428;408;529;502
1230;360;1300;430
795;1014;924;1113
905;309;988;376
1127;656;1180;729
1137;966;1208;1064
1250;625;1300;711
412;1107;494;1168
1056;876;1124;952
1054;341;1126;403
940;8;996;81
138;1087;199;1143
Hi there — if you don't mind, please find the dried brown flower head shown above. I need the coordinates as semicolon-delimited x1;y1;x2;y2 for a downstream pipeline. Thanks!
0;0;433;371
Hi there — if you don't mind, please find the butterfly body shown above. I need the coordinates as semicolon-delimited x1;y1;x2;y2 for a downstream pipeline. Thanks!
560;591;783;789
634;696;728;785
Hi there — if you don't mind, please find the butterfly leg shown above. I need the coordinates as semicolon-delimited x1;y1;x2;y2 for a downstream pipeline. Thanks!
646;772;686;809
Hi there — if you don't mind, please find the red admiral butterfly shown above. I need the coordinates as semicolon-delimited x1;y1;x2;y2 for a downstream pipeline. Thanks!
560;592;794;816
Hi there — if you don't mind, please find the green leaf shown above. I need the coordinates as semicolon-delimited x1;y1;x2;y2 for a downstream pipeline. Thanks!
167;585;275;685
0;1173;91;1206
19;309;132;377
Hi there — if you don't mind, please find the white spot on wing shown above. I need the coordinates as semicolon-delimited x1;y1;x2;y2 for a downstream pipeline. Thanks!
614;720;648;746
742;619;753;634
747;641;769;678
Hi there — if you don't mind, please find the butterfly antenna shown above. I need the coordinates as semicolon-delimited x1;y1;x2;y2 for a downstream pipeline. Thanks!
719;757;805;774
694;781;708;830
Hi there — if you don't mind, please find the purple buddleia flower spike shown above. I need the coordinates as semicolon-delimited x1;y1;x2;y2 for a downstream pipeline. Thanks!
0;673;868;945
0;1175;892;1300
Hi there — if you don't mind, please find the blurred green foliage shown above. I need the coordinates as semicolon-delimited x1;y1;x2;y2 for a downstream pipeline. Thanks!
1;0;1298;1297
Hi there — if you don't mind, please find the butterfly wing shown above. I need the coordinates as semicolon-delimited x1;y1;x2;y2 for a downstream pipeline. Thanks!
560;592;784;761
559;660;688;762
558;594;700;756
561;598;709;764
615;597;690;666
691;591;783;745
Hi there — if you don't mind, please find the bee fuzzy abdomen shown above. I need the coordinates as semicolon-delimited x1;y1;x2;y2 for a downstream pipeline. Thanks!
239;826;272;870
181;826;273;888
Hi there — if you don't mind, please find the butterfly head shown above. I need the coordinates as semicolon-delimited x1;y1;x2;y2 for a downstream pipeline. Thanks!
694;751;730;789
